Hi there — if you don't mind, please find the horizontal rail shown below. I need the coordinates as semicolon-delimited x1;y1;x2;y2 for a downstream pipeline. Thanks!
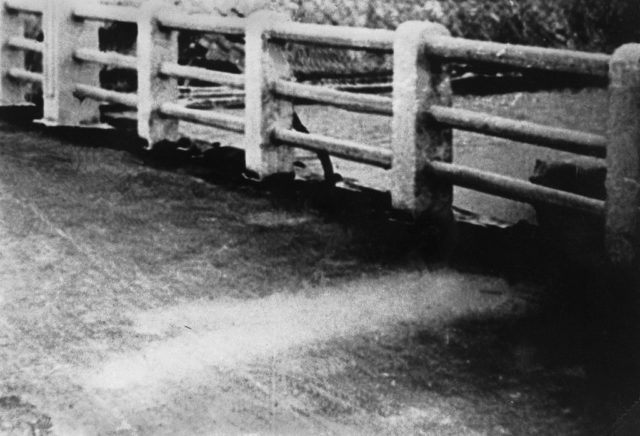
425;36;611;78
7;67;42;83
74;84;138;107
72;4;137;23
270;22;394;52
159;102;245;133
179;87;244;98
427;161;605;216
7;36;43;53
4;0;43;14
186;96;244;107
74;48;137;70
274;80;393;116
157;11;245;34
429;105;607;158
273;128;393;169
160;63;244;88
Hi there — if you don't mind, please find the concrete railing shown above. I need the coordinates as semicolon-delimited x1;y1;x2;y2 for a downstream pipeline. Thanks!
0;0;638;266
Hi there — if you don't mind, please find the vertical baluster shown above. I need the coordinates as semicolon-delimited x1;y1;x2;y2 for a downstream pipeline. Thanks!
0;0;27;105
244;10;294;179
137;0;179;148
391;20;453;221
42;0;101;125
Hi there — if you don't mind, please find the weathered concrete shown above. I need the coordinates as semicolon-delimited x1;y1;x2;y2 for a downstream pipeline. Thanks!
422;36;610;79
390;21;452;218
606;44;640;267
244;10;295;178
42;0;101;125
137;0;180;147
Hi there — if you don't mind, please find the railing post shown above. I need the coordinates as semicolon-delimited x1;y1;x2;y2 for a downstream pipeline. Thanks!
137;0;179;147
0;0;27;105
42;0;101;125
390;21;453;220
244;10;295;179
606;44;640;268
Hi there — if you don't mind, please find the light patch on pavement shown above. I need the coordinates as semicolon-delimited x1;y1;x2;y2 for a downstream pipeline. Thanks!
82;272;511;392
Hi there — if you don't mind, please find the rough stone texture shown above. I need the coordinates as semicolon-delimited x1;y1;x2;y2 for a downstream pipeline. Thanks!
607;44;640;268
0;1;27;105
530;157;606;268
390;21;452;218
137;0;181;146
243;10;295;178
42;0;102;125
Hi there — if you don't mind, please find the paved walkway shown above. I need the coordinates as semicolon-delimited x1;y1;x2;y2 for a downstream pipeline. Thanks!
0;119;589;435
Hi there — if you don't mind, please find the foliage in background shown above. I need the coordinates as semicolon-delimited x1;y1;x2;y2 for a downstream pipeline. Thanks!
103;0;640;52
563;0;640;51
289;0;639;52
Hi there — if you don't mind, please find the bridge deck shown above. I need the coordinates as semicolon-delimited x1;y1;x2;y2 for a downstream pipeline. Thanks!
0;92;597;434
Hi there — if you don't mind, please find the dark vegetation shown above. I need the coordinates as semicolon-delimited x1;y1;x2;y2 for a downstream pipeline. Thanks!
91;0;640;95
292;0;639;52
102;0;640;54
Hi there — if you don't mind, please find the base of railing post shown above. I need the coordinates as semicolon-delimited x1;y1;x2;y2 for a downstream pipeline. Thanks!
390;21;453;222
34;118;112;129
606;44;640;269
42;0;102;126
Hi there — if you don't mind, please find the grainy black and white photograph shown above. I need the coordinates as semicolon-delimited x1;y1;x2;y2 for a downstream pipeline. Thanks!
0;0;639;434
